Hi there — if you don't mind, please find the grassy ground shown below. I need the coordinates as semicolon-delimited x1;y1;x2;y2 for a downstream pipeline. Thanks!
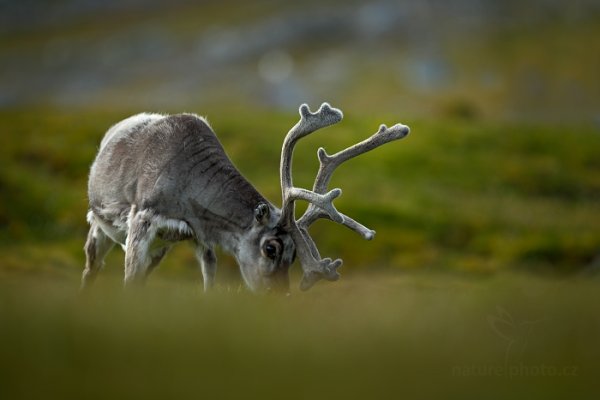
1;273;599;399
0;107;599;398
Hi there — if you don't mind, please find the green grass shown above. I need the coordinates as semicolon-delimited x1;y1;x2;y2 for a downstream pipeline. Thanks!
1;273;599;399
1;107;598;276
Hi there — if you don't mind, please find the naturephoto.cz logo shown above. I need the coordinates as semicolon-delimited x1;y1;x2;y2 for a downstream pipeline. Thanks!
452;363;578;378
451;306;579;378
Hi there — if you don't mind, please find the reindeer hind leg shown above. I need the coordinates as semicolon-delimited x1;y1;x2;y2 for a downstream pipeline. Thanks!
82;222;115;289
145;245;171;278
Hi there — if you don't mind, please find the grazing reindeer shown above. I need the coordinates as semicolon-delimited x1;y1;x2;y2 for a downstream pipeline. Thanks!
83;103;409;292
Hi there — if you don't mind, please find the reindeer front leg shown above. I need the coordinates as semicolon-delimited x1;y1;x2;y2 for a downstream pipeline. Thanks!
124;208;158;286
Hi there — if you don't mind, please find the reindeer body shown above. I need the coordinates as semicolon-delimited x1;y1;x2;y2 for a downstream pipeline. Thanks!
89;113;266;248
84;112;293;291
83;103;409;292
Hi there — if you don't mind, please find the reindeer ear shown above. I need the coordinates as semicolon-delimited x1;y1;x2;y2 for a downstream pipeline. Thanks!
254;203;270;225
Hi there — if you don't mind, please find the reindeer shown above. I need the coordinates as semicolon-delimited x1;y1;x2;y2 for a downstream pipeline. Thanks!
83;103;409;292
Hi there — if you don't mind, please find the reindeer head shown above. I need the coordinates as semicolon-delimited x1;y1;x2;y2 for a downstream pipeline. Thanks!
271;103;410;291
236;203;295;293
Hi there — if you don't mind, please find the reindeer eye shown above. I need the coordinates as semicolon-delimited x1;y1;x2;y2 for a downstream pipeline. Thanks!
265;244;276;257
262;239;281;260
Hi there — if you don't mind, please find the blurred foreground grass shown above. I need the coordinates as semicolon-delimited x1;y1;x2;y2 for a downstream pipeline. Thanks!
1;273;599;399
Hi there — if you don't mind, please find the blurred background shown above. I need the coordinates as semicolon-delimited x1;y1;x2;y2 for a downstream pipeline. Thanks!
1;0;599;121
0;1;599;398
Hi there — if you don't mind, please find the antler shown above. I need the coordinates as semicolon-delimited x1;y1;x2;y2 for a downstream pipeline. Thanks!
279;103;410;291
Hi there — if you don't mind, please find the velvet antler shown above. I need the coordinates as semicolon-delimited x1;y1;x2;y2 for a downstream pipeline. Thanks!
279;103;409;290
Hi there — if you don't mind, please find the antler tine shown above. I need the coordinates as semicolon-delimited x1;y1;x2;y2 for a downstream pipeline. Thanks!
279;102;344;224
278;103;345;290
297;123;410;239
280;103;342;203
